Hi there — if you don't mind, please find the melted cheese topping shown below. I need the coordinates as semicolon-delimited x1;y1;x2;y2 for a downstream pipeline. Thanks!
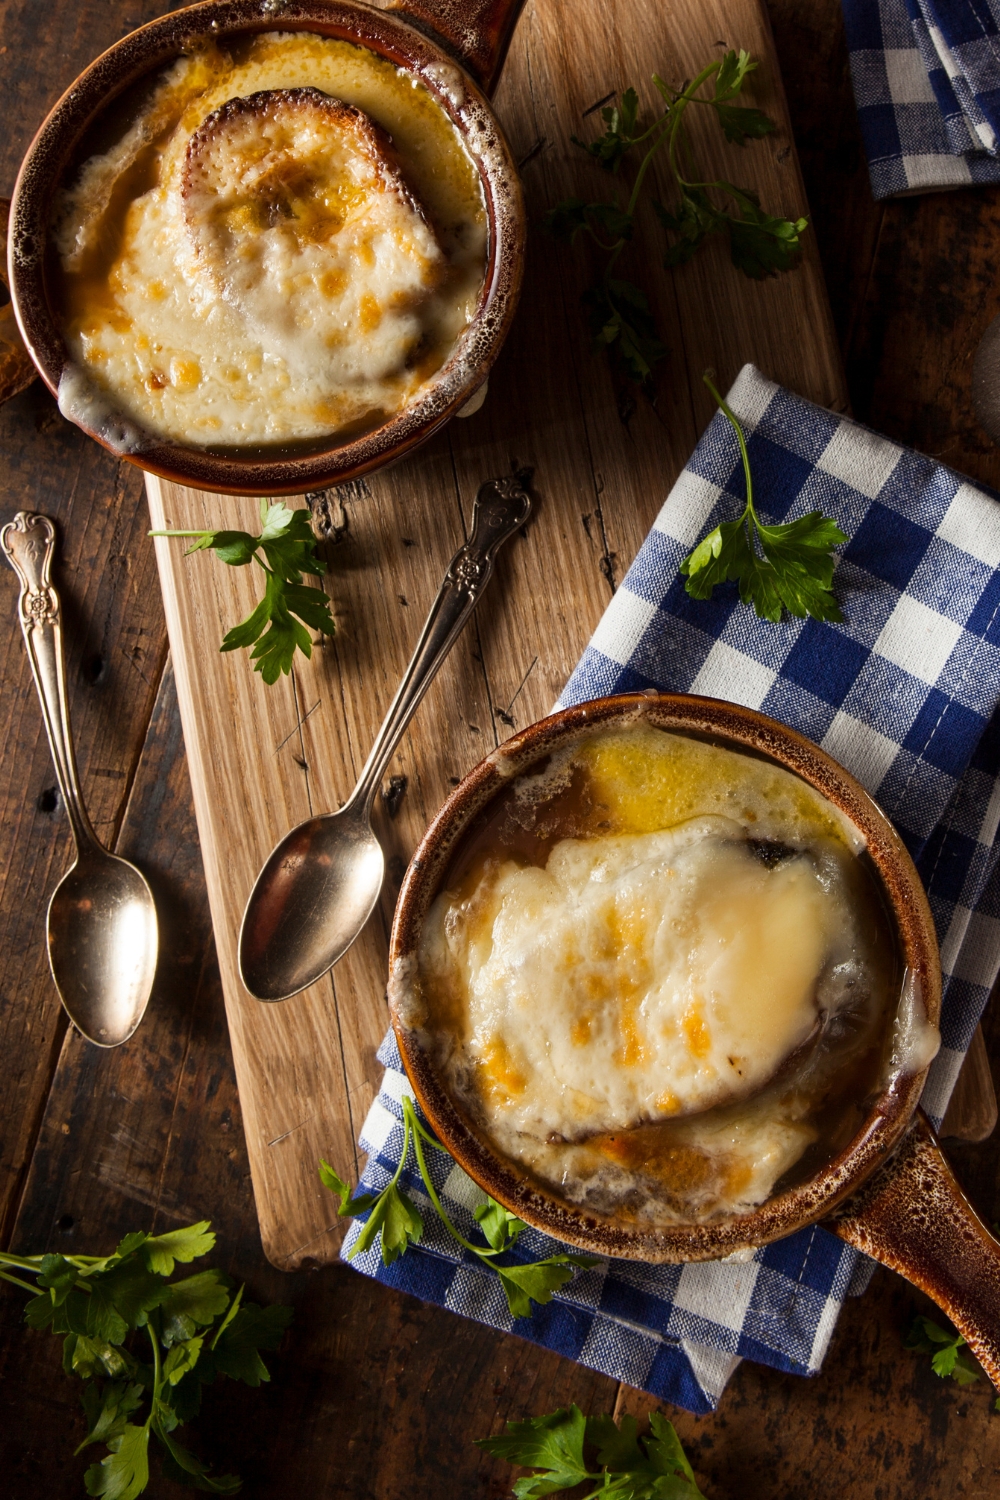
422;817;855;1140
411;725;893;1223
52;33;487;448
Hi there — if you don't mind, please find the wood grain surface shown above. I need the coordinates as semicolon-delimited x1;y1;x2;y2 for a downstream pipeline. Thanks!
148;0;849;1270
2;0;1000;1496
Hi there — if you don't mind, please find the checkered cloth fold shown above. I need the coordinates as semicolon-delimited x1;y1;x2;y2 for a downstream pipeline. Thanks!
343;364;1000;1413
842;0;1000;195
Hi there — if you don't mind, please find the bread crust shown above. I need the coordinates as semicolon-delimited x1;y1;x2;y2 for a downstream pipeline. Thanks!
181;86;434;277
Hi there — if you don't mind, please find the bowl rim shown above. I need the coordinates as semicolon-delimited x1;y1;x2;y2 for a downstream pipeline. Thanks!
7;0;526;495
388;691;942;1263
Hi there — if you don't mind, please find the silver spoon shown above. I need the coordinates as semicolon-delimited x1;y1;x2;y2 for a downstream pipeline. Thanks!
1;512;157;1046
239;475;532;1002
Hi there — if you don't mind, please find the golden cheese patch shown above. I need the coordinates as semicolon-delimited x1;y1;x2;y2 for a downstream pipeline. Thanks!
421;816;857;1143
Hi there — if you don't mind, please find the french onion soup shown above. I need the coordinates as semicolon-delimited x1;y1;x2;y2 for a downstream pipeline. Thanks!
396;721;938;1226
50;31;487;452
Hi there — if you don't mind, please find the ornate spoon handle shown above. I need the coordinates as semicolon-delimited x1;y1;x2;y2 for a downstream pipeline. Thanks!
1;511;98;851
350;475;531;812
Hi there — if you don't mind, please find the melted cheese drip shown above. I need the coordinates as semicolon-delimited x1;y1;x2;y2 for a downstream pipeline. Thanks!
423;816;851;1141
52;32;487;448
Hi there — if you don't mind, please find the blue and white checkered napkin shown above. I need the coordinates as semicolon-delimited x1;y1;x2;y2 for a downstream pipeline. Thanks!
343;364;1000;1413
842;0;1000;197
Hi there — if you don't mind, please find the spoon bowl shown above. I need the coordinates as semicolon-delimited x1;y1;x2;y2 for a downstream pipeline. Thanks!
240;803;384;1003
48;847;158;1047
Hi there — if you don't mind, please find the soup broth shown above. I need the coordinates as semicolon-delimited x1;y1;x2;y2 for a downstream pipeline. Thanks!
406;723;909;1226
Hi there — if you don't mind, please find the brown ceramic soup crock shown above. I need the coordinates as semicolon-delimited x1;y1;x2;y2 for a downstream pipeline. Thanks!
7;0;527;495
389;692;1000;1387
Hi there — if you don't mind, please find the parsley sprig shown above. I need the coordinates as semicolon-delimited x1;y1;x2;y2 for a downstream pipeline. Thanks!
905;1314;982;1387
544;50;808;387
477;1403;707;1499
0;1221;292;1497
321;1095;595;1319
682;373;846;622
150;501;335;684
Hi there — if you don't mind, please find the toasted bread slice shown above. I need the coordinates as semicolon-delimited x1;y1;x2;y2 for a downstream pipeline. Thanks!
182;88;445;382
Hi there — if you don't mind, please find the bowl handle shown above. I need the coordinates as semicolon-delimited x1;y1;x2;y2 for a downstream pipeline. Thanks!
829;1110;1000;1386
387;0;528;94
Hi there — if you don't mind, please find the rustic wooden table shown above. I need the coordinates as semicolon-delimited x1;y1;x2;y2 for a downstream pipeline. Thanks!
3;1;1000;1495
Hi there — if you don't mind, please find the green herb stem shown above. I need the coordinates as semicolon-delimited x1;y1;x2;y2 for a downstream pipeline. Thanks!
147;1322;162;1433
623;113;673;217
402;1098;499;1260
391;1111;413;1192
0;1268;40;1294
663;60;724;188
0;1252;45;1271
703;371;755;520
605;62;722;276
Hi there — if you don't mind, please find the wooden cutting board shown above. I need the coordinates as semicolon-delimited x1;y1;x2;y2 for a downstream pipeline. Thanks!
147;0;859;1271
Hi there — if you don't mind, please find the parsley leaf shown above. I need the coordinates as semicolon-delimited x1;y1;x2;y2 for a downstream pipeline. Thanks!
155;1423;241;1494
714;101;775;145
474;1199;526;1252
85;1260;168;1345
324;1097;597;1318
1;1220;291;1497
643;1411;703;1490
348;1182;424;1265
726;189;808;278
583;279;668;386
159;1271;231;1346
711;50;774;145
38;1252;82;1301
163;1292;293;1425
571;87;642;171
318;1158;381;1216
545;49;807;391
479;1406;591;1497
66;1334;134;1381
905;1314;982;1386
495;1259;593;1321
77;1382;146;1454
210;1301;294;1386
681;374;846;623
714;46;756;97
655;188;724;268
150;500;335;684
478;1405;706;1499
586;1412;646;1472
163;1337;204;1387
84;1422;150;1500
141;1222;216;1278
